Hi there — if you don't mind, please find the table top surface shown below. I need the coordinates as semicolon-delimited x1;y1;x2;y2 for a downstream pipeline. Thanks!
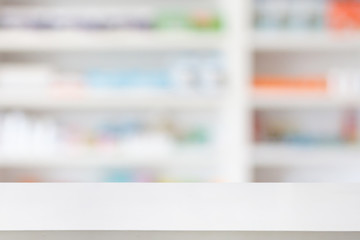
0;183;359;231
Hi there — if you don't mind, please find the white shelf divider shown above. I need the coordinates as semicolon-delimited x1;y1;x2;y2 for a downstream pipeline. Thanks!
254;31;360;52
254;143;360;168
0;92;221;110
0;30;222;51
0;147;214;168
253;94;360;109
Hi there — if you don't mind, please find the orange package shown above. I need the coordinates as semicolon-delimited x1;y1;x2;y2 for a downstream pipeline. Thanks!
328;0;360;30
253;76;327;93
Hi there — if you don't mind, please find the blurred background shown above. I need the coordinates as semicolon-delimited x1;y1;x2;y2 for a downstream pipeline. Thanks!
0;0;360;182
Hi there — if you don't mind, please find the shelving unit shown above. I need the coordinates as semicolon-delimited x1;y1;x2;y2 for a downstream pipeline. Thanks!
0;0;250;182
250;0;360;182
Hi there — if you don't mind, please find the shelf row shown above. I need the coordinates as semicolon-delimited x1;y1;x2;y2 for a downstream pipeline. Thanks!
0;30;222;51
0;30;355;52
0;151;212;168
0;31;355;52
0;94;355;110
254;143;360;168
253;94;360;109
254;32;360;52
0;94;220;110
0;143;358;169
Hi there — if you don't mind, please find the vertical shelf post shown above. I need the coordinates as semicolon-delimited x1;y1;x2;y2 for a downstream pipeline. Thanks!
217;0;253;182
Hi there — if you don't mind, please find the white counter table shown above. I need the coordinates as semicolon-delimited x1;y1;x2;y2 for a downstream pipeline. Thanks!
0;184;359;239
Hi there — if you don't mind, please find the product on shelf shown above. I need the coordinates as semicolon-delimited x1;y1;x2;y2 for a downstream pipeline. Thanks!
0;6;223;32
253;76;327;94
254;69;360;97
0;165;217;183
254;0;325;31
254;0;288;29
329;0;360;30
189;10;223;30
0;111;218;183
254;0;360;32
170;55;225;95
342;109;357;142
0;167;162;182
0;54;225;96
0;111;215;158
105;168;160;182
254;109;358;144
155;9;222;31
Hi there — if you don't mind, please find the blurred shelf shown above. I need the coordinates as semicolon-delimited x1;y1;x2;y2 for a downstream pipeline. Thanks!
254;143;360;168
253;94;360;109
253;31;360;52
0;154;164;168
0;150;213;168
0;92;221;110
0;30;222;51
